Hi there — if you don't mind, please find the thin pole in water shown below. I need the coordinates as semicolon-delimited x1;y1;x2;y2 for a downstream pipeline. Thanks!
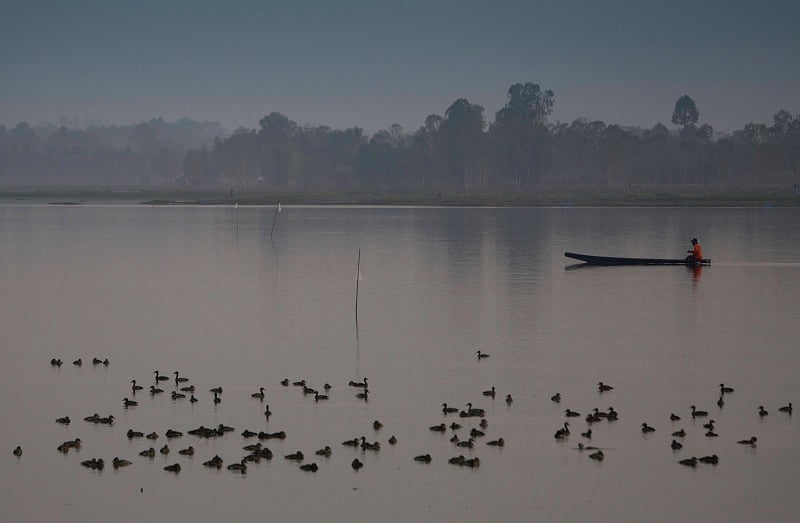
270;202;281;241
235;202;239;233
355;249;361;318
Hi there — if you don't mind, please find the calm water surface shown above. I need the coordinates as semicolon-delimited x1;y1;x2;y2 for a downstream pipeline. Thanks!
1;205;798;522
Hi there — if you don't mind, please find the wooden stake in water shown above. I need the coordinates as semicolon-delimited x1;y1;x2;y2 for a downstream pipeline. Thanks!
355;249;361;318
270;202;281;241
235;202;239;233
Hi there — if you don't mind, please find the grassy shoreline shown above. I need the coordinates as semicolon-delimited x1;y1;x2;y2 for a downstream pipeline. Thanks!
1;187;798;207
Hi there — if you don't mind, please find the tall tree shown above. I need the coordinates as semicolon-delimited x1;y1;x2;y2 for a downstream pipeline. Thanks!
671;95;699;128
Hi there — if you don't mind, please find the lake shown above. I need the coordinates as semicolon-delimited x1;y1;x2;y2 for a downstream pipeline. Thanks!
1;204;798;522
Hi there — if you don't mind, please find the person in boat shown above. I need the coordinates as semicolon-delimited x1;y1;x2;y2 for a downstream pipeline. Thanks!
685;238;703;263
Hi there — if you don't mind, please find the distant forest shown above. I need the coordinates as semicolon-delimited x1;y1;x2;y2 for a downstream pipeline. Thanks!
2;83;799;191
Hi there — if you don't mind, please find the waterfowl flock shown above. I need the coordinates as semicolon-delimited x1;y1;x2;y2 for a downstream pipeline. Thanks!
20;352;797;482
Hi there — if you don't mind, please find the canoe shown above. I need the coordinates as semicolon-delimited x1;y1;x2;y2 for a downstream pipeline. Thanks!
565;252;711;266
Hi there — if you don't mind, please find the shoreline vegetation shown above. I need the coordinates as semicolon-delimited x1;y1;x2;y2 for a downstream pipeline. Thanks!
1;187;798;207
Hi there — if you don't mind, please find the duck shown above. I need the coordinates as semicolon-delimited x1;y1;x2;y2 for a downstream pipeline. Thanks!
92;358;103;365
448;455;466;465
131;380;143;392
414;454;432;463
324;383;332;390
670;413;681;421
292;379;307;387
351;458;363;470
103;359;109;366
81;458;104;470
360;437;381;451
139;448;156;458
160;445;170;455
13;446;22;457
264;405;272;417
581;428;592;439
180;385;195;392
388;435;397;445
705;430;719;437
213;392;221;404
342;438;360;447
717;396;725;408
178;446;194;456
671;439;683;450
55;416;71;424
299;463;318;472
98;415;115;425
173;371;189;383
349;378;368;388
302;386;317;396
146;432;159;440
73;358;82;366
442;403;459;414
164;463;181;473
149;385;163;395
565;409;581;417
698;454;719;465
479;419;488;429
314;391;329;401
720;383;734;394
227;459;247;473
487;438;505;447
430;423;447;432
170;391;185;400
203;455;223;468
671;429;687;438
779;402;793;414
84;413;100;422
703;419;716;430
598;382;614;392
589;450;604;461
554;422;571;440
450;422;462;430
606;407;618;421
758;405;769;417
679;457;698;468
243;442;263;452
189;395;198;403
154;371;170;382
112;457;132;468
450;434;460;443
505;394;513;404
242;429;257;438
456;438;475;448
551;393;561;403
641;423;655;433
284;451;304;461
690;405;708;418
315;446;332;457
476;350;490;359
373;420;383;430
209;386;223;394
127;429;144;438
470;428;485;438
280;378;289;386
123;397;138;407
464;403;485;417
356;389;369;400
482;386;496;398
50;358;63;367
165;429;183;438
737;436;757;446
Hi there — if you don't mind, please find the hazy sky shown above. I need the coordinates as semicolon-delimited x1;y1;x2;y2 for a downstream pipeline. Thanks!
1;0;798;134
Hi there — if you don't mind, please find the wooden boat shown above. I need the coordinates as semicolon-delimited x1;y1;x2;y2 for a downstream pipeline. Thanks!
565;252;711;266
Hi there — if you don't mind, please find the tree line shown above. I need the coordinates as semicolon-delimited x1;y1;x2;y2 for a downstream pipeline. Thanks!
2;84;798;190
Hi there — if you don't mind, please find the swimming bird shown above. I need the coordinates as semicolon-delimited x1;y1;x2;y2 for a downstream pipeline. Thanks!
690;405;708;418
717;396;724;408
607;407;618;421
50;358;63;367
112;457;132;468
698;455;719;465
209;386;223;394
149;385;163;395
292;380;306;387
131;380;143;392
180;385;195;392
351;458;363;470
598;382;614;392
164;463;181;473
450;422;462;430
189;395;198;403
778;402;793;414
171;391;185;400
251;387;266;399
720;383;734;394
323;383;332;390
476;350;490;359
284;451;304;461
203;455;223;468
154;371;169;382
479;419;488;428
373;420;383;430
641;423;655;433
165;429;183;438
671;439;683;450
482;386;496;398
469;428;485;438
84;413;100;422
589;450;604;461
349;378;367;388
705;430;719;437
299;463;318;472
703;420;715;430
242;429;257;438
758;406;768;417
264;404;272;417
213;392;221;404
13;446;22;457
314;391;329;401
280;378;289;386
388;435;397;445
178;446;194;456
356;389;369;400
73;358;82;366
679;457;698;468
554;422;571;440
103;358;109;366
360;437;381;451
464;403;485;417
414;454;432;463
146;432;159;440
173;371;188;384
505;394;513;404
737;436;757;446
442;403;459;414
92;358;103;365
127;429;144;438
123;397;138;407
55;416;70;424
430;423;447;432
227;459;247;473
342;438;360;447
565;409;581;417
487;438;505;447
581;428;592;439
315;446;332;457
551;393;561;403
160;445;170;455
139;448;156;458
448;455;466;465
670;413;681;421
671;429;687;438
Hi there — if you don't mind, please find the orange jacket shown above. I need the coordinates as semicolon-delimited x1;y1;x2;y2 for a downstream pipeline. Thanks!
691;243;703;261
